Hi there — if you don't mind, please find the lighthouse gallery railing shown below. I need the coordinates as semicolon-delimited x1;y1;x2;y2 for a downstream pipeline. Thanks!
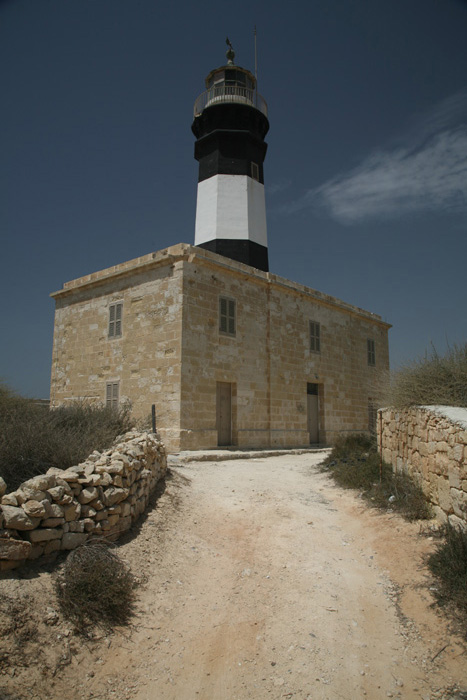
193;86;268;118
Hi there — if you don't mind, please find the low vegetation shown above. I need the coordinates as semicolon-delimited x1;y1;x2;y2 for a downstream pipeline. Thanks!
0;382;135;491
427;524;467;627
388;342;467;408
322;433;432;521
54;542;136;633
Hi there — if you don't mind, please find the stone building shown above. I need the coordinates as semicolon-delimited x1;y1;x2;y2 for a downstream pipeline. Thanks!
50;47;390;453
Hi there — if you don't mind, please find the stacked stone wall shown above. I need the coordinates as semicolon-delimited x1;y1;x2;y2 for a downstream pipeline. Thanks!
378;407;467;527
0;431;166;571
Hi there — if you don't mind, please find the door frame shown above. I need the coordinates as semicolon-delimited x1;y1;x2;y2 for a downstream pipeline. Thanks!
216;381;232;446
307;382;320;445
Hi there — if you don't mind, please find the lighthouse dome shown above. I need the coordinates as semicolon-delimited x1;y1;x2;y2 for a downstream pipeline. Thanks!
193;58;267;118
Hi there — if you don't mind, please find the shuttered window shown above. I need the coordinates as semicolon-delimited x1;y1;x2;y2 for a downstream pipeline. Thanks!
309;321;321;353
106;382;119;409
367;339;376;366
219;297;236;336
109;302;123;338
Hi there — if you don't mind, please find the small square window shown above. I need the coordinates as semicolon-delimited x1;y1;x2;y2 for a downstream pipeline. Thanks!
106;382;119;409
310;321;321;353
109;302;123;338
367;339;376;366
251;162;259;181
219;296;236;336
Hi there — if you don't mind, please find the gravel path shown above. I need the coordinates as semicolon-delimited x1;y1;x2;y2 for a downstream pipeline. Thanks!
1;452;466;699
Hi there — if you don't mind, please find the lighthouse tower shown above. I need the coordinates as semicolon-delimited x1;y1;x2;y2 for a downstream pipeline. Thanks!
192;42;270;272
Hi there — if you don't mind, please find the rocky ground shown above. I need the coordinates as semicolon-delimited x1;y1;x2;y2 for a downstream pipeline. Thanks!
1;451;466;700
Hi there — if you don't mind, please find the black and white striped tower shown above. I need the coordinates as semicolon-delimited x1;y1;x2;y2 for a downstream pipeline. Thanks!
192;41;270;272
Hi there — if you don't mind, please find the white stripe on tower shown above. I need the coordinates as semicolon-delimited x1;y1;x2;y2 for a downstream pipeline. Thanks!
194;175;267;247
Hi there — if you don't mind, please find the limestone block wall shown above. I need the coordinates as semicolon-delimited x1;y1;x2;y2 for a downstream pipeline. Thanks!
51;243;390;452
180;248;390;450
268;277;389;447
0;431;166;571
51;248;184;451
180;255;270;449
378;406;467;527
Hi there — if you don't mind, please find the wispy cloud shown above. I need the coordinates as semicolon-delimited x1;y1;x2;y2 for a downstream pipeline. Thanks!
291;89;467;224
267;179;292;195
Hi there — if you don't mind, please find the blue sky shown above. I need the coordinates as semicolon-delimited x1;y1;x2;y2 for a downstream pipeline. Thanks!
1;0;466;398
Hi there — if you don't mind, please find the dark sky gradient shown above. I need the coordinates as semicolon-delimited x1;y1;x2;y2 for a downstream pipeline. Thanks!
2;0;467;397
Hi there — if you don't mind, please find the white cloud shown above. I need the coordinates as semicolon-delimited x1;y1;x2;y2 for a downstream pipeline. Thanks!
293;90;467;224
267;180;292;195
406;89;467;146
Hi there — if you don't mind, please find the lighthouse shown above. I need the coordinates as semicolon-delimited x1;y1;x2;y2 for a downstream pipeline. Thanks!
192;41;270;272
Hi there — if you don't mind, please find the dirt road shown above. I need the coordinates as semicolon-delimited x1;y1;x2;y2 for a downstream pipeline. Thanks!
1;452;466;699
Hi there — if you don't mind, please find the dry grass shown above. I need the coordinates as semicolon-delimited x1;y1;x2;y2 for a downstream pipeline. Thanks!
428;524;467;631
322;433;432;521
54;542;136;634
388;343;467;409
0;382;135;491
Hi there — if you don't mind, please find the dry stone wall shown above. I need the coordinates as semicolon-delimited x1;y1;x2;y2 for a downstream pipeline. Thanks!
0;431;166;571
378;406;467;528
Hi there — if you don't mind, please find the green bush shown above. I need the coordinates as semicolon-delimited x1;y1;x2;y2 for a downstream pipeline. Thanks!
428;524;467;623
0;382;135;491
323;433;432;521
388;343;467;408
54;542;136;633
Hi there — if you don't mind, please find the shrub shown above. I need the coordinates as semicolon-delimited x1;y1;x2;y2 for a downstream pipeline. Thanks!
323;433;432;521
428;524;467;624
0;382;135;491
388;343;467;408
54;542;136;633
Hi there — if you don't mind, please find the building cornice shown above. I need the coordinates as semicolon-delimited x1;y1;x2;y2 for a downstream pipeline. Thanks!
50;243;391;329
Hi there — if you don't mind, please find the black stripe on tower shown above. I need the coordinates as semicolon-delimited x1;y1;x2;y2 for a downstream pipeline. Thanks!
192;103;269;183
197;239;269;272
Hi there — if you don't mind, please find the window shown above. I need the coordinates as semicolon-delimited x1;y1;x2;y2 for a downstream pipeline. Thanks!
367;339;376;366
309;321;321;353
251;162;259;181
108;302;122;338
106;382;119;409
219;297;236;336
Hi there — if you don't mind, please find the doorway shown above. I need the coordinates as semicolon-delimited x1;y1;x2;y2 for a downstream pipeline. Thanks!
216;382;232;446
307;383;319;444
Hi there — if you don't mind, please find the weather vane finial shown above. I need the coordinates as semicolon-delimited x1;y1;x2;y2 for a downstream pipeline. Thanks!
225;37;235;65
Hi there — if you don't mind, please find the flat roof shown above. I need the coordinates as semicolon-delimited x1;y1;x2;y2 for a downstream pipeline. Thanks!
51;242;391;329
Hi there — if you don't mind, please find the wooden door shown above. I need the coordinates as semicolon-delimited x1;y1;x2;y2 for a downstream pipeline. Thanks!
307;383;319;444
217;382;232;446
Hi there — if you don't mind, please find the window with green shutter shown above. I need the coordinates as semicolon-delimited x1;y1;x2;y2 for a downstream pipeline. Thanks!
367;339;376;366
108;302;123;338
309;321;321;353
219;296;236;336
106;382;119;409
